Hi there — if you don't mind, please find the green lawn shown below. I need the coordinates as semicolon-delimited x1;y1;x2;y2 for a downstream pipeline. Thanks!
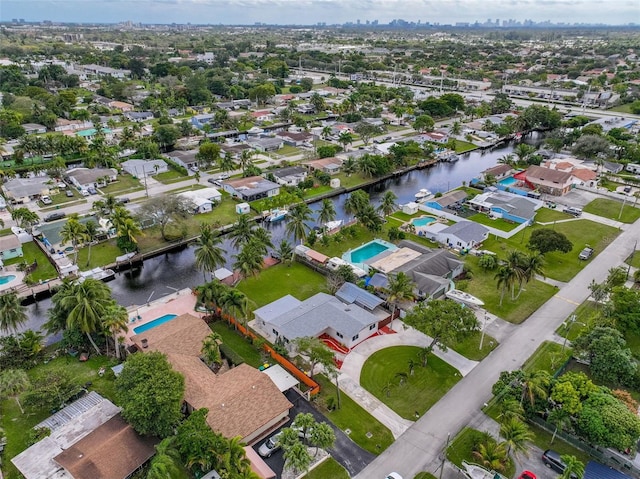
608;104;633;113
311;224;378;258
335;172;370;190
303;185;334;200
468;213;519;232
238;262;328;310
453;140;478;153
583;198;640;224
464;256;558;324
522;341;572;374
276;145;301;157
19;241;58;282
303;458;349;479
1;356;118;479
444;330;498;361
76;241;122;269
554;301;597;341
447;427;515;478
48;189;83;206
360;346;461;420
154;170;190;184
534;208;574;223
625;250;640;268
100;175;144;194
389;211;420;222
481;220;620;282
209;320;264;368
314;375;394;454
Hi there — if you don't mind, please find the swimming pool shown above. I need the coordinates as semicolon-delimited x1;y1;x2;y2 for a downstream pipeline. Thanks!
411;216;436;227
133;314;178;334
343;239;398;271
0;275;16;285
499;177;518;186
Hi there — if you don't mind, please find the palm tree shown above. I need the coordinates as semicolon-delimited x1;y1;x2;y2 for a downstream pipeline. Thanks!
560;455;585;479
284;441;312;475
221;288;248;327
497;154;515;166
385;272;415;326
506;250;526;299
516;252;545;299
239;149;255;175
0;369;30;414
285;203;312;244
342;157;357;176
548;408;571;444
500;417;533;459
495;265;516;306
102;304;128;359
83;220;99;267
117;217;142;252
217;436;253;476
194;223;226;282
338;131;353;150
321;125;332;140
498;398;524;422
58;278;112;354
276;240;294;265
195;280;228;316
218;152;236;174
60;214;87;265
450;121;462;136
234;243;264;280
0;292;28;334
519;369;551;407
229;215;254;249
252;227;273;254
201;332;223;370
378;190;398;216
472;435;508;473
147;438;181;479
317;199;336;226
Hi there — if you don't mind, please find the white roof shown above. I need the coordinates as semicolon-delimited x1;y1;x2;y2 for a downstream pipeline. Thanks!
214;268;233;280
261;364;299;392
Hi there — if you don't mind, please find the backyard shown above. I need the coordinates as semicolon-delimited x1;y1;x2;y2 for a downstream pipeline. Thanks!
582;198;640;224
5;241;59;282
360;346;461;420
76;241;122;269
467;213;519;232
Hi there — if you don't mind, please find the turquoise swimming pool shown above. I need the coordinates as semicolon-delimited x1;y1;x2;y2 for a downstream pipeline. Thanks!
343;239;398;271
133;314;178;334
411;216;436;227
499;176;517;186
0;275;16;285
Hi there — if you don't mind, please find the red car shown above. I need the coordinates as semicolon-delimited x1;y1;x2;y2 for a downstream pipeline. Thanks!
518;472;536;479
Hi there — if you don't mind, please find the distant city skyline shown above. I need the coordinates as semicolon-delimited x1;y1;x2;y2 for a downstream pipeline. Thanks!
2;0;638;26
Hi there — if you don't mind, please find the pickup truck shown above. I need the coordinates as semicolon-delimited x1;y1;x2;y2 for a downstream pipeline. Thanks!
579;247;594;260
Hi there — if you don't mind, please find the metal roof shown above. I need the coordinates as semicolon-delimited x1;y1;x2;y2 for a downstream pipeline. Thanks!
335;282;384;311
584;461;633;479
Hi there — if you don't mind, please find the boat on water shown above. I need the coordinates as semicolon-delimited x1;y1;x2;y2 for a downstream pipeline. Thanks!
462;462;507;479
414;188;433;202
267;208;288;222
445;289;485;307
78;267;116;283
324;219;343;231
440;151;460;162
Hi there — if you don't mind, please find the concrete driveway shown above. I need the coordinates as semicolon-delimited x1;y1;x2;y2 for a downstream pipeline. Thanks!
253;389;375;477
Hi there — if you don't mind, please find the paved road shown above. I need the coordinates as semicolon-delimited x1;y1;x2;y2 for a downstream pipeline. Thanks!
355;218;640;478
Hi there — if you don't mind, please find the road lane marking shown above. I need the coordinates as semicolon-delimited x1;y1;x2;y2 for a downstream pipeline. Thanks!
554;295;580;306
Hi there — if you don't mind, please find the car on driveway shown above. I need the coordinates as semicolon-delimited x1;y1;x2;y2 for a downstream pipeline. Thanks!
518;471;536;479
65;190;74;197
258;432;282;457
40;195;52;205
44;212;66;222
208;178;222;186
87;186;98;195
562;206;582;217
385;473;403;479
542;449;577;478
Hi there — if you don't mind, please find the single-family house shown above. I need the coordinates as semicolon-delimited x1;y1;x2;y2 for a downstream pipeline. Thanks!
12;392;157;479
437;221;490;250
275;131;313;147
81;64;131;78
168;149;199;170
524;165;573;196
178;187;222;214
254;291;385;350
2;176;53;203
424;190;468;211
0;234;23;261
480;164;514;181
222;176;280;202
131;314;292;444
191;113;216;130
124;111;154;122
76;128;114;141
423;130;449;143
250;110;275;123
301;157;343;175
469;190;541;224
602;161;624;174
108;100;134;112
66;168;118;191
220;143;252;160
268;166;308;186
196;52;216;64
247;137;283;152
21;123;47;135
54;119;94;132
121;159;168;178
570;168;598;187
295;104;315;114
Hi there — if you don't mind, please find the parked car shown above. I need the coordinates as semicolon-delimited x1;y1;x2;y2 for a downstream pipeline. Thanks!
40;195;52;205
65;190;74;198
190;165;199;172
579;246;594;260
208;178;221;186
217;173;230;180
385;474;403;479
518;472;536;479
562;206;582;217
117;197;130;204
542;449;577;478
44;212;66;222
87;186;98;195
80;189;90;196
624;186;632;193
258;432;282;457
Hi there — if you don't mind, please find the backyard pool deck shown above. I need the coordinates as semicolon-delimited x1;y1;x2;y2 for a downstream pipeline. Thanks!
123;289;204;344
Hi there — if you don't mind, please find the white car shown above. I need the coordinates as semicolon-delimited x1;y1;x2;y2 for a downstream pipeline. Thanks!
258;432;282;457
386;474;403;479
40;195;52;205
190;165;199;172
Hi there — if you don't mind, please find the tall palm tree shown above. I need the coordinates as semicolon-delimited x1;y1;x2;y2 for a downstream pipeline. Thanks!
83;220;99;267
285;203;312;244
251;227;273;254
341;157;357;176
218;436;254;477
218;152;236;174
147;438;181;479
0;292;28;334
472;434;508;473
500;417;533;458
506;250;526;299
378;191;398;216
102;304;128;359
519;369;551;407
239;149;255;175
234;243;264;280
60;214;87;265
548;408;571;444
0;369;30;414
321;125;332;140
229;215;254;249
384;272;415;326
317;199;336;226
495;265;516;306
276;240;294;265
222;288;248;327
516;252;545;299
194;223;226;282
117;218;142;252
195;280;228;316
58;278;112;354
560;455;585;479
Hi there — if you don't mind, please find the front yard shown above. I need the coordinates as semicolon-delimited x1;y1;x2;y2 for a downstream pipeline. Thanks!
100;174;144;194
360;346;461;420
583;198;640;224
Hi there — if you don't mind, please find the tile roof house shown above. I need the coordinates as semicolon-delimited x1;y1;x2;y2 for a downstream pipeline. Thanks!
301;157;343;175
221;176;280;202
131;314;292;444
524;165;574;196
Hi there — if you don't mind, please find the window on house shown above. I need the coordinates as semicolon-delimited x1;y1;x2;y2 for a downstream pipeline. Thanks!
352;334;359;341
272;329;279;336
336;332;343;339
369;324;376;330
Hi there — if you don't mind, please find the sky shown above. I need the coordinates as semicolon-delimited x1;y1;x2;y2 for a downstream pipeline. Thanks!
1;0;639;25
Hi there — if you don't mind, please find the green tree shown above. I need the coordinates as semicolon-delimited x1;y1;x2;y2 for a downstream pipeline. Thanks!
354;122;383;146
201;332;223;371
0;369;30;414
0;292;28;334
495;265;517;306
194;223;226;282
527;228;573;254
317;198;337;226
234;242;264;279
137;195;193;241
384;272;415;326
516;252;545;298
153;124;181;152
11;207;39;229
573;327;636;386
412;114;435;133
276;239;294;265
286;202;312;244
294;336;335;378
499;417;533;458
310;421;336;456
102;304;128;359
283;441;312;475
338;131;353;150
229;214;254;249
83;220;100;267
116;351;185;438
472;434;508;473
60;214;87;264
147;438;182;479
196;142;221;168
519;369;550;407
378;190;398;216
560;455;584;479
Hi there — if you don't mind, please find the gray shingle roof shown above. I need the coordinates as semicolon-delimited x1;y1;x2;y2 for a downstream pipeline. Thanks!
484;193;537;220
254;295;301;323
439;221;489;243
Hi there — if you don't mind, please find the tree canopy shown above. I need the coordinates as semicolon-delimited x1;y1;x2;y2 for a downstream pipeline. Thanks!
527;228;573;254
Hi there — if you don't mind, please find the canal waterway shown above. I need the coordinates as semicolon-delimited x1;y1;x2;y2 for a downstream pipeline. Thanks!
23;135;543;338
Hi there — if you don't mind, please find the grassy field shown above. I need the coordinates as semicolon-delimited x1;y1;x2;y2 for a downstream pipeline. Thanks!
481;219;620;282
276;145;301;157
237;262;328;310
76;241;122;269
1;356;118;479
447;427;515;478
464;255;558;324
314;375;394;454
154;170;190;184
453;140;478;153
210;320;265;368
304;458;349;479
360;346;461;420
522;341;572;374
554;300;597;341
468;213;519;232
583;198;640;224
100;175;144;194
48;189;84;206
534;208;574;223
443;329;498;361
608;104;633;113
18;241;58;282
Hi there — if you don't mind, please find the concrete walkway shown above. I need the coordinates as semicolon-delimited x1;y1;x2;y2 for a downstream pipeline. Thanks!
538;211;626;230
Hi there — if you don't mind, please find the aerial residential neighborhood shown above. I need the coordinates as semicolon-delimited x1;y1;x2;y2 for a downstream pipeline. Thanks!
1;5;640;479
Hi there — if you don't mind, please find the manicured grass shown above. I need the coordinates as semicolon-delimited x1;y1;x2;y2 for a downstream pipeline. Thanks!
210;320;264;368
335;172;370;190
303;457;349;479
583;198;640;224
625;250;640;268
49;189;83;206
390;211;421;222
314;374;394;454
554;301;596;341
76;241;122;269
100;174;143;194
522;341;572;374
303;185;334;199
414;473;438;479
360;346;461;420
464;256;558;324
165;183;207;195
238;262;328;310
154;169;190;184
1;356;118;479
481;220;620;282
468;213;519;232
453;140;478;153
534;208;574;223
447;427;515;478
276;145;301;156
19;241;58;282
444;329;498;361
312;224;377;258
608;104;633;113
